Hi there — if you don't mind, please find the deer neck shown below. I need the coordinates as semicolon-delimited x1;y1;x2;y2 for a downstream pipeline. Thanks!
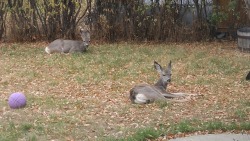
154;79;167;91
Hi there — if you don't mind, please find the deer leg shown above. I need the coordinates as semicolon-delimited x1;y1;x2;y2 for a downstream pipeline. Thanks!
162;93;187;98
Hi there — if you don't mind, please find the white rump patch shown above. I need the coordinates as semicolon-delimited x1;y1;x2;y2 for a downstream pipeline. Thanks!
45;47;51;54
134;93;149;104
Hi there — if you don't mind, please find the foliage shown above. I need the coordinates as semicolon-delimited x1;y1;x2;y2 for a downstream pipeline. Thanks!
209;0;240;27
90;0;212;42
1;0;91;41
0;0;217;42
0;0;248;42
209;10;228;26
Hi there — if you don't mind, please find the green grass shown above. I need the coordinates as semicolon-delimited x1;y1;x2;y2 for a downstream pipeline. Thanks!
0;42;249;140
168;119;250;135
235;109;248;120
106;120;250;140
124;128;161;141
105;127;162;141
155;100;170;109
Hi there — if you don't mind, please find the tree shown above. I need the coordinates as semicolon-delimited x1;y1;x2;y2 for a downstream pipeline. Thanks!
0;1;7;41
3;0;91;41
244;0;250;20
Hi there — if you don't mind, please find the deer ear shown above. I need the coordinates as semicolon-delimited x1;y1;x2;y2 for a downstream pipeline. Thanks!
154;61;163;74
85;30;90;37
166;60;172;74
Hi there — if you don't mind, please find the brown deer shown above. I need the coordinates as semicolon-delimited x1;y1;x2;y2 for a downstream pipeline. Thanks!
130;61;197;104
45;28;90;54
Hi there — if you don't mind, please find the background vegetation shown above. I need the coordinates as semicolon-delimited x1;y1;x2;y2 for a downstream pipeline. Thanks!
0;0;248;42
0;0;91;41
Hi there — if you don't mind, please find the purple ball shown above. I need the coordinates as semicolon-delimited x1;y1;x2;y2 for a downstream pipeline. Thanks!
8;92;27;109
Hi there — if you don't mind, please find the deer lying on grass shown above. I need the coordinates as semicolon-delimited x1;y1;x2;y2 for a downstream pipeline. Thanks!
45;28;90;54
130;61;198;104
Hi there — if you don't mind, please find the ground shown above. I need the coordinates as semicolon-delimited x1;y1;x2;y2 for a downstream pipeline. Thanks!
0;41;249;140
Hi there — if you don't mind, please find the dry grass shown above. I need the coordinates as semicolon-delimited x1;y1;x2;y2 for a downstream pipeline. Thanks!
0;41;249;140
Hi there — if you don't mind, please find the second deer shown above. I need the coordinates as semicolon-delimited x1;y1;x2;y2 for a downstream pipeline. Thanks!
45;28;90;54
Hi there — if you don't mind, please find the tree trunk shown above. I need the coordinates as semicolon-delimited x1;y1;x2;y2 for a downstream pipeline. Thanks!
244;0;250;20
0;2;7;41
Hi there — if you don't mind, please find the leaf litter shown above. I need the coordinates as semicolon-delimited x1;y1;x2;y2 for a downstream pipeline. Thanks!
0;41;249;140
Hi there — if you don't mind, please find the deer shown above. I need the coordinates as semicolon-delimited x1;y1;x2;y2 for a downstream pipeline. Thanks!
130;61;198;104
45;28;90;54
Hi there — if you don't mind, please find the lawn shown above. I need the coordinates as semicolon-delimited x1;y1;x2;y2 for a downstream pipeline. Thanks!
0;41;249;140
